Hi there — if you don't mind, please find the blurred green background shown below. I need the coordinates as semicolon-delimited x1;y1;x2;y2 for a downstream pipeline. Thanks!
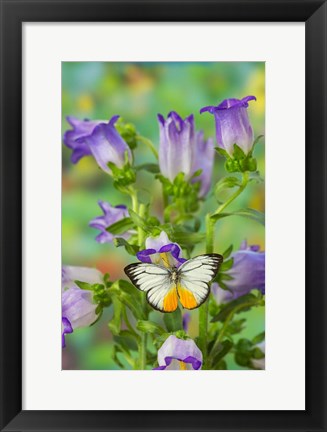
62;62;265;370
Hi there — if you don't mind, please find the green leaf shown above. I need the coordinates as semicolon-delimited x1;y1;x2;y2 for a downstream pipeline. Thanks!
163;308;183;332
219;257;234;272
112;345;126;369
170;229;205;246
114;237;139;256
252;134;264;149
106;217;134;235
252;347;265;359
137;320;166;336
232;143;246;159
252;331;265;345
128;209;150;232
74;280;93;291
90;307;103;326
222;244;233;260
215;147;229;158
226;318;246;335
211;293;260;323
110;280;144;320
209;340;233;369
211;207;265;226
136;163;160;173
114;331;138;352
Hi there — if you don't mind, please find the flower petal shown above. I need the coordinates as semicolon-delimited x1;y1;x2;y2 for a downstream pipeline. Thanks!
157;335;202;370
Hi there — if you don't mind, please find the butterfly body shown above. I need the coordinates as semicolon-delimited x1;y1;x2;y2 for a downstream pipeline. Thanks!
124;253;223;313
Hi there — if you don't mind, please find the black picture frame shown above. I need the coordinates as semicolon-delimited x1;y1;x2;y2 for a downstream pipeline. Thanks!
0;0;326;431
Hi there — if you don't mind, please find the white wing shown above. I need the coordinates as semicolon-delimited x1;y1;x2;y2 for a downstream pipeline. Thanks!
177;254;223;309
124;263;178;312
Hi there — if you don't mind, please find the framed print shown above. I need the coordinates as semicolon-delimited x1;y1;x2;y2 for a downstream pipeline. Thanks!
0;0;326;431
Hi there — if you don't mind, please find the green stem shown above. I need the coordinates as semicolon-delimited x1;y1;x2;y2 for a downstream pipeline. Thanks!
199;171;250;369
198;214;215;368
130;188;138;213
213;171;249;216
210;301;256;357
137;135;159;160
136;201;148;370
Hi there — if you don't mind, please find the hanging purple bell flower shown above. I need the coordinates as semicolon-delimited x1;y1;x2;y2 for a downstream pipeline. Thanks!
89;200;131;244
212;240;265;304
200;96;256;157
158;111;195;181
64;115;132;173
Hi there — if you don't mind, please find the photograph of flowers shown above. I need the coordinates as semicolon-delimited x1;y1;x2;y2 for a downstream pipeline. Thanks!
62;62;265;370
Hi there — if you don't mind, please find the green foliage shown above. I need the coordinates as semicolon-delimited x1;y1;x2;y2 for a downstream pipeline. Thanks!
115;118;139;150
136;163;160;173
156;173;200;220
105;217;134;235
234;333;265;369
216;143;258;173
214;176;241;204
208;340;234;369
211;207;265;226
113;237;140;255
211;293;264;323
163;308;183;332
108;161;136;189
137;320;166;336
110;279;145;320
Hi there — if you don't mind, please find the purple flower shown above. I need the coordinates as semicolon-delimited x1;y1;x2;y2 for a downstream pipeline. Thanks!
191;131;215;197
62;265;104;291
158;112;195;181
62;265;103;347
251;341;265;369
64;115;132;173
155;335;202;370
182;312;191;332
62;288;97;329
212;240;265;304
62;317;73;348
63;117;105;163
200;96;256;157
137;231;186;268
89;200;130;244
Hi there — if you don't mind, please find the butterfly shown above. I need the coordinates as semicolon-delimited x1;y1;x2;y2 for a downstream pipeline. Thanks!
124;253;223;313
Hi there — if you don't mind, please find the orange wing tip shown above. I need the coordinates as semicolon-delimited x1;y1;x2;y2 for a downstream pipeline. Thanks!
163;289;179;312
177;285;198;310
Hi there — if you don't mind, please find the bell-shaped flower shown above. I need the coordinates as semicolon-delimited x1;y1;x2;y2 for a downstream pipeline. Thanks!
212;240;265;304
62;288;98;344
158;111;195;181
61;265;103;347
89;200;131;244
200;96;256;157
191;131;215;197
64;115;132;173
62;317;73;348
63;117;105;163
62;265;104;291
137;231;186;268
155;335;202;370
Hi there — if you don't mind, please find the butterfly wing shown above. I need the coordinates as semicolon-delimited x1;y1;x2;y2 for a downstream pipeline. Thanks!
177;254;223;310
124;263;178;313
